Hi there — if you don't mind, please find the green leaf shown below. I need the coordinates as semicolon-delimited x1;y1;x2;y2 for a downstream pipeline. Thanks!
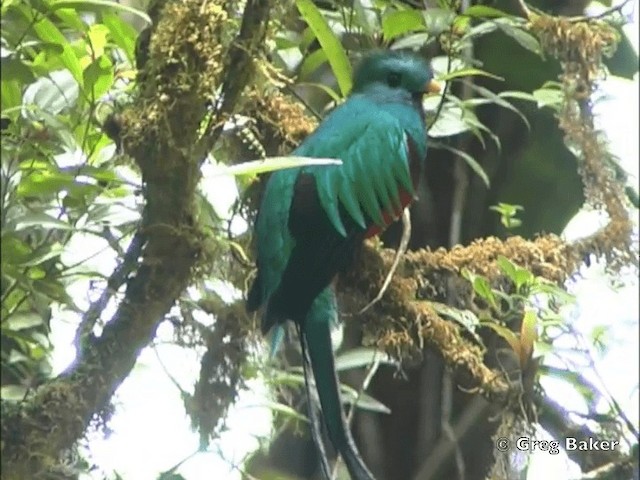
299;48;328;80
540;365;599;404
351;0;376;38
462;5;511;18
340;387;391;414
473;276;495;305
17;170;73;197
52;6;86;31
519;310;537;364
461;20;499;42
435;143;490;188
463;270;498;309
1;79;22;115
1;57;35;84
51;0;152;26
262;399;309;423
2;312;44;330
496;255;518;282
382;9;425;40
513;268;533;291
297;82;341;103
424;99;470;137
1;235;33;265
212;157;342;177
87;23;110;57
423;8;456;37
437;67;504;82
482;321;521;358
32;278;78;309
83;54;114;99
532;87;563;110
335;347;397;372
15;213;71;231
20;6;85;87
1;385;29;401
296;0;352;96
390;32;433;50
498;90;537;103
465;83;530;129
23;69;80;115
101;12;138;63
18;244;64;267
430;301;483;346
495;21;543;58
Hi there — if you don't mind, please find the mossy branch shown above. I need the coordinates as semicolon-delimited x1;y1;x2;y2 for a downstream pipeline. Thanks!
0;1;271;477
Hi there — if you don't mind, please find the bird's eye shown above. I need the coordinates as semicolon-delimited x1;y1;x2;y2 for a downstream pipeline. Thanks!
386;72;401;87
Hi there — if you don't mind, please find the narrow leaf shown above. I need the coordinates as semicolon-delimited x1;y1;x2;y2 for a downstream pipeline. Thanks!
483;322;521;359
496;21;543;58
382;10;425;40
519;310;538;366
2;312;44;330
436;143;490;188
51;0;152;25
15;213;71;231
437;67;504;82
335;347;397;372
212;157;342;177
341;387;391;414
462;5;511;18
296;0;352;96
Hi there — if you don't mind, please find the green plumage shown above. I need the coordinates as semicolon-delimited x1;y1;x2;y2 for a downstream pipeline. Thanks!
247;50;434;480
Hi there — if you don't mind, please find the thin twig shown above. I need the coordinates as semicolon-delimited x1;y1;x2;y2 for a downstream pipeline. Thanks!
331;350;381;480
73;230;146;350
358;207;411;314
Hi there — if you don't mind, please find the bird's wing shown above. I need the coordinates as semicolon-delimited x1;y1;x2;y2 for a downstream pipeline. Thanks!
298;96;421;238
247;96;425;324
246;167;298;314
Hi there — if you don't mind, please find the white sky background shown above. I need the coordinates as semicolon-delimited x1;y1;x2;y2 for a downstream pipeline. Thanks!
46;3;639;479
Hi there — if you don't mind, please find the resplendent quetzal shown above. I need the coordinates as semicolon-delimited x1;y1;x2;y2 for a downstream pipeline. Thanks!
247;50;437;480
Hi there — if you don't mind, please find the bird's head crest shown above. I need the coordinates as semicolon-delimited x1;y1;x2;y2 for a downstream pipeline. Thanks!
352;50;438;96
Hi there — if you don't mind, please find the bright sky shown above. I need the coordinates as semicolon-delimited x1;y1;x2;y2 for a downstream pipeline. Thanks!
47;3;639;479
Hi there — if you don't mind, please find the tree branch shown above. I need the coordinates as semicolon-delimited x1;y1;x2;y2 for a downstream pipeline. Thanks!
0;1;272;477
196;0;274;162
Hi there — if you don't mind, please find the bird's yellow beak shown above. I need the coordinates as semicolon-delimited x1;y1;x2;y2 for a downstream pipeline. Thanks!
425;79;442;94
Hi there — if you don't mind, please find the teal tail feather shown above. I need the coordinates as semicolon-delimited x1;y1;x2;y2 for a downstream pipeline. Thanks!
301;288;375;480
268;325;286;359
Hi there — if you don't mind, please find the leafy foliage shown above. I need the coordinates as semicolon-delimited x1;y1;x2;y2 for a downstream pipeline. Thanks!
1;0;141;400
1;0;637;479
